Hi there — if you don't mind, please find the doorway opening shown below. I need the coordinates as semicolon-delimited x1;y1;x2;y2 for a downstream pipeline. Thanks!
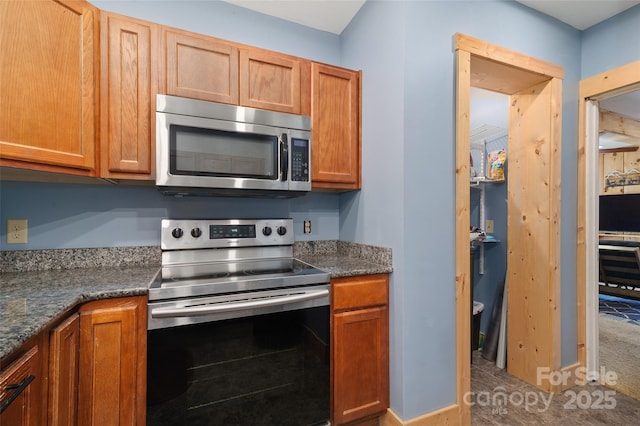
455;33;564;424
578;61;640;400
469;88;508;364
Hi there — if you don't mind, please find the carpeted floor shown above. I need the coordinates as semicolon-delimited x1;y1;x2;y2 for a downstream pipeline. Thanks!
599;295;640;400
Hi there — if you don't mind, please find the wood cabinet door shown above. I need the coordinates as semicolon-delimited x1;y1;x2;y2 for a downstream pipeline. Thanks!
78;296;146;426
0;0;97;174
333;306;389;425
48;314;80;426
240;49;307;114
311;63;361;190
164;29;238;104
100;12;158;179
0;346;42;426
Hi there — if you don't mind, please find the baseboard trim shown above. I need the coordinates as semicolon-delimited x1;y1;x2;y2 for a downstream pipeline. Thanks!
549;362;585;392
380;404;460;426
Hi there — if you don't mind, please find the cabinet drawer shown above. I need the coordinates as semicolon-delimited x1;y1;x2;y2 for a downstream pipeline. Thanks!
332;274;388;311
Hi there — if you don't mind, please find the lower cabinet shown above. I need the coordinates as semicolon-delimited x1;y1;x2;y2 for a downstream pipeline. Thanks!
78;296;147;425
3;277;389;425
48;314;80;425
332;274;389;425
0;345;44;426
1;295;146;426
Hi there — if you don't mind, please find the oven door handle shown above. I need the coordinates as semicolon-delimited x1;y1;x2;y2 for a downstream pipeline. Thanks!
151;289;329;318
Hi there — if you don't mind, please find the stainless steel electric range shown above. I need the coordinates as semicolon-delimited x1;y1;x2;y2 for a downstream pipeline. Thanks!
147;218;331;426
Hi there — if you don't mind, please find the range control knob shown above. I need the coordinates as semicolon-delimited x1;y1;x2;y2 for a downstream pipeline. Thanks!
262;226;272;236
191;227;202;238
276;226;287;236
171;228;184;239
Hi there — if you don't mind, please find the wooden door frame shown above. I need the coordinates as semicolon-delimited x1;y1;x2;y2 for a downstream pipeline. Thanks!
577;61;640;377
454;34;564;425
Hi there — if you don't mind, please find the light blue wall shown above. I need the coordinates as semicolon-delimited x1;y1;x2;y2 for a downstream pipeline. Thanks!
581;4;640;78
339;0;407;414
0;181;339;250
339;0;581;419
4;0;639;422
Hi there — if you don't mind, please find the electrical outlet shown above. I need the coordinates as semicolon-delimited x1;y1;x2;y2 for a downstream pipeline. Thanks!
303;220;312;234
7;219;28;244
485;219;494;234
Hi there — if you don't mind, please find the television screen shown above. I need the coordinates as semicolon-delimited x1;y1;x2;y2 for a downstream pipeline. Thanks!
599;194;640;232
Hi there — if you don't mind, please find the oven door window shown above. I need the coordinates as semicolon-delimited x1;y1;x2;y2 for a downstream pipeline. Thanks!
170;125;278;179
147;306;329;426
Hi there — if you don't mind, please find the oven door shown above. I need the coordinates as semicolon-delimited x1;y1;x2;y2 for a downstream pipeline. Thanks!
147;285;330;426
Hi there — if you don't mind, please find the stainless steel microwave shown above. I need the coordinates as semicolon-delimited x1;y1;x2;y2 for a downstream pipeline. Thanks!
156;95;311;197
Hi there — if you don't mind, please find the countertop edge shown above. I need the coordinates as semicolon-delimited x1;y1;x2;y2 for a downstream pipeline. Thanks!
1;242;393;361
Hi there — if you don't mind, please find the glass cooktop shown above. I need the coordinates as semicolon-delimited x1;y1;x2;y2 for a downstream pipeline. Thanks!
148;258;329;302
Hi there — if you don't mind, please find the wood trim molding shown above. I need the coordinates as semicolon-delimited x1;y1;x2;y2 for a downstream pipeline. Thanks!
380;405;460;426
551;363;583;393
454;33;564;80
454;48;472;426
579;61;640;100
577;60;640;378
505;78;562;391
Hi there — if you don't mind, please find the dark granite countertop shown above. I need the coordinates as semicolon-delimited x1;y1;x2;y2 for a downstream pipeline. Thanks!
294;240;393;278
1;241;392;361
0;265;159;360
297;254;393;278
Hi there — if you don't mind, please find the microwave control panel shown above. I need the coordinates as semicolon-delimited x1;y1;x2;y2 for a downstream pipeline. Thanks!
291;138;310;182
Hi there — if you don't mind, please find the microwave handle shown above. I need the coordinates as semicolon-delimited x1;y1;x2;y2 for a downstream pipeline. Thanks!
280;134;289;181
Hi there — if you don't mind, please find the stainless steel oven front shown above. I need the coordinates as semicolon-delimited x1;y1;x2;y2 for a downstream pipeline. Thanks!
147;219;330;426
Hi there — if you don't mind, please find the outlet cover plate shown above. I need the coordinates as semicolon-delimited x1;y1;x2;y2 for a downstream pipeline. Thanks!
7;219;28;244
485;219;494;233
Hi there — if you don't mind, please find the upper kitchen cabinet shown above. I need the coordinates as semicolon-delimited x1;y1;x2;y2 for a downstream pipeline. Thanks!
239;48;310;115
0;0;98;175
100;12;158;180
163;28;239;105
311;63;362;190
162;27;311;115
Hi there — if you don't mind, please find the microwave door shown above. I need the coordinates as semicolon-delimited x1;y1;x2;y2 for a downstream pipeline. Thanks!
157;112;289;191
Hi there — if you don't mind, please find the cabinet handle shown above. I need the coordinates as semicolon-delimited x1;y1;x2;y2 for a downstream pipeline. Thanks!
280;134;289;181
0;375;35;414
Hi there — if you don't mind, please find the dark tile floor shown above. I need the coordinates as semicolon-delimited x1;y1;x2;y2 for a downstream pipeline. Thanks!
470;351;640;425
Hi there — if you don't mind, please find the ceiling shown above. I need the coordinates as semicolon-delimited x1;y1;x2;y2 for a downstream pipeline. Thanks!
222;0;640;35
222;0;366;35
517;0;640;30
223;0;640;142
601;91;640;121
